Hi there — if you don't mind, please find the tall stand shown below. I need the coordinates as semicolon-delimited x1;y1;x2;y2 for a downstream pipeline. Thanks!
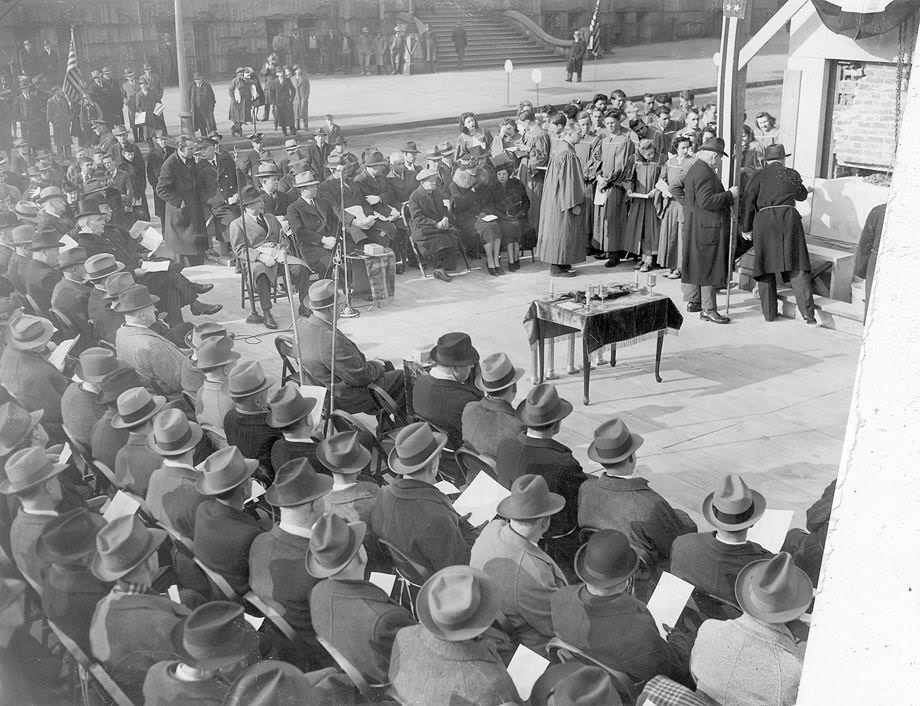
281;249;305;386
232;147;261;323
325;247;342;436
337;172;359;319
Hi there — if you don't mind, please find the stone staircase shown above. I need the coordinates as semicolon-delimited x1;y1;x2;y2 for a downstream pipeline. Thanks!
417;8;562;70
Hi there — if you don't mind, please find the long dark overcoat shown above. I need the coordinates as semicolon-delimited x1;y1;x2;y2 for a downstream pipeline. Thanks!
156;152;207;260
679;159;732;287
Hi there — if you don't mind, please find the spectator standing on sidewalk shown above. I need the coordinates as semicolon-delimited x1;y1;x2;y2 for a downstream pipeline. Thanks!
452;23;467;71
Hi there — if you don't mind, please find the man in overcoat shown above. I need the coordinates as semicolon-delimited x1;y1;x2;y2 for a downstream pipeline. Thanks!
189;73;216;136
675;137;738;323
566;30;586;82
741;143;816;324
286;170;337;275
156;134;207;266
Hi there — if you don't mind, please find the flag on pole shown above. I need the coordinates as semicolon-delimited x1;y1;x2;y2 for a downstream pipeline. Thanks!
62;27;85;104
587;0;602;55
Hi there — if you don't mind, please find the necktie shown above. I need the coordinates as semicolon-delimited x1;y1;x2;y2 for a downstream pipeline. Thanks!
256;214;268;232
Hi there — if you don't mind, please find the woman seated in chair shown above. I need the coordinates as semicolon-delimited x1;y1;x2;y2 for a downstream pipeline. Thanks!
488;154;529;273
449;166;503;276
406;168;458;283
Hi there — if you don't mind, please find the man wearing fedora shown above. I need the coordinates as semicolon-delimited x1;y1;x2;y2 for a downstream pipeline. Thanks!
308;512;414;683
6;223;34;297
35;184;72;242
315;430;378;523
111;386;166;496
89;514;189;699
670;474;773;608
285;169;338;276
351;148;401;250
298;279;406;415
142;600;260;703
461;351;525;459
691;552;812;704
83;255;127;344
406;166;458;281
496;382;586;568
91;365;144;471
156;134;208;267
255;162;292;217
303;128;333;179
389;565;518;705
194;447;265;596
471;474;569;651
741;143;817;325
551;529;689;685
23;221;61;313
223;360;282;479
50;246;91;336
37;508;109;652
189;72;217;138
578;417;697;601
673;137;739;323
370;422;477;576
412;332;483;450
248;458;332;668
180;320;227;399
61;347;117;447
192;334;239;438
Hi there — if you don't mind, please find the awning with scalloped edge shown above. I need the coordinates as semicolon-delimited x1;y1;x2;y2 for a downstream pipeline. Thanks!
811;0;920;39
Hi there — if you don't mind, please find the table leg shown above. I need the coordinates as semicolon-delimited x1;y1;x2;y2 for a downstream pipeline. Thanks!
655;330;664;383
566;335;577;374
537;330;545;383
546;338;557;380
530;345;539;384
610;343;617;368
582;339;591;405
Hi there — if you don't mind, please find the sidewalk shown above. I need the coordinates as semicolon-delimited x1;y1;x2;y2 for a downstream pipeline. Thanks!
160;35;789;140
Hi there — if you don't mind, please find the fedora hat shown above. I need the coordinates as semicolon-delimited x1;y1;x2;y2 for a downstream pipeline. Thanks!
36;508;105;564
74;201;105;220
27;228;61;252
293;170;319;188
265;458;332;507
112;284;159;313
400;141;420;154
735;551;813;624
196;446;258;496
548;666;619;706
588;418;644;465
266;383;315;428
424;147;441;161
362;149;387;166
84;253;125;281
91;514;166;582
0;401;42;456
475;352;524;393
764;143;791;161
102;272;136;301
238;184;262;206
306;513;367;578
76;347;119;383
186;321;229;350
697;137;728;157
13;202;39;224
223;661;322;706
111;387;165;429
417;565;501;642
312;127;328;137
95;365;144;404
146;408;203;457
497;474;565;520
192;335;240;371
283;138;299;152
516;382;573;428
228;360;272;399
430;332;479;367
247;133;263;142
701;473;766;531
37;186;64;202
416;166;439;182
171;601;260;671
7;313;54;351
387;422;447;475
574;529;639;588
256;162;282;178
11;224;35;246
307;278;337;309
56;246;87;270
0;445;67;495
436;141;453;156
316;431;371;475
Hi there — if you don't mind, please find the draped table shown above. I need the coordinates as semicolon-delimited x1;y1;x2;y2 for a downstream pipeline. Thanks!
524;291;684;405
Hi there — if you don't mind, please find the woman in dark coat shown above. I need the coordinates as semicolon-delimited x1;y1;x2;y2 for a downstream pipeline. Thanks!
449;167;503;275
155;135;207;266
489;154;529;272
455;112;493;163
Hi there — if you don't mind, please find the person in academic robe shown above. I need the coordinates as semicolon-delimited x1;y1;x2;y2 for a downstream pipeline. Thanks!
624;138;663;272
589;110;636;267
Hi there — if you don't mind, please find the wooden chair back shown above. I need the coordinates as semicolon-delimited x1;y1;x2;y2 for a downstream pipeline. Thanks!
454;447;498;486
546;637;640;705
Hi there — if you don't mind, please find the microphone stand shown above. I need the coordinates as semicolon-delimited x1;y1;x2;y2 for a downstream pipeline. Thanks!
232;146;262;323
336;167;359;319
279;243;305;386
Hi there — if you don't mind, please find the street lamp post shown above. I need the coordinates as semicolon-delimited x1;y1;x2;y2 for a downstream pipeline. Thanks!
174;0;193;135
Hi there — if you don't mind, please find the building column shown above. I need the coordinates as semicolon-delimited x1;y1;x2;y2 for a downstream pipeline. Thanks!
796;29;920;702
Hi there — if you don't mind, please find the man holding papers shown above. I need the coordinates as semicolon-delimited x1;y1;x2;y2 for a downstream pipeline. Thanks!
470;474;568;651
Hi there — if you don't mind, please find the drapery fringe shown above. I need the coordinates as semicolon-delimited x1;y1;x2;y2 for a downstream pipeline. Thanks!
529;327;679;353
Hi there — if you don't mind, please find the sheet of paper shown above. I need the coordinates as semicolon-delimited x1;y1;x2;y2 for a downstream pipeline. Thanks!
434;479;460;496
453;471;510;527
507;644;550;701
167;584;181;604
747;508;795;553
59;234;78;250
594;182;609;206
344;205;367;220
369;572;397;596
646;571;694;638
129;220;149;239
58;442;72;466
140;259;170;273
134;111;146;125
480;214;498;222
244;613;265;630
153;102;164;116
297;385;327;430
48;337;77;372
249;479;266;503
103;490;141;523
140;226;164;253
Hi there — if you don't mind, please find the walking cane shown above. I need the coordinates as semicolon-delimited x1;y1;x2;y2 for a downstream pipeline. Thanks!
232;146;261;323
279;243;305;386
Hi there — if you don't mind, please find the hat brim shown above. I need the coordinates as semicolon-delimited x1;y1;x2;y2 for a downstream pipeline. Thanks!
195;457;258;496
315;443;372;475
701;489;766;532
417;566;501;642
90;527;166;582
85;261;125;281
734;557;813;623
306;521;367;578
387;431;447;475
0;460;66;495
8;319;55;351
146;422;204;457
475;366;525;393
171;618;260;671
429;345;480;368
586;432;645;465
111;396;166;429
573;541;640;588
112;293;159;314
229;378;272;399
515;397;574;427
0;408;42;456
294;180;320;188
497;490;565;520
698;146;729;158
192;350;241;371
264;473;333;507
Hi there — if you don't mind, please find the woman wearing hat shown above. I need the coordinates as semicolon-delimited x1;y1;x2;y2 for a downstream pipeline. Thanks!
406;165;458;282
449;165;504;275
488;154;529;272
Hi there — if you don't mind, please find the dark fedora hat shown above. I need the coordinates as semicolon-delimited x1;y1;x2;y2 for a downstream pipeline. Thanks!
0;401;43;456
238;184;263;206
95;365;144;404
574;529;639;588
400;141;420;154
0;445;66;495
171;601;260;671
56;246;87;270
362;149;387;166
36;508;106;563
697;137;728;157
102;272;136;301
11;223;35;245
192;335;240;371
74;201;105;220
701;473;766;531
387;421;447;475
265;458;332;507
515;382;573;428
316;431;371;475
497;473;565;520
548;666;619;706
417;565;501;642
76;346;119;383
27;228;61;252
430;331;479;367
735;551;813;624
91;514;166;582
196;446;258;496
146;408;203;457
306;513;367;578
588;418;644;465
223;661;322;706
266;382;316;428
228;360;272;399
111;387;165;429
763;143;791;161
111;283;159;313
475;352;524;393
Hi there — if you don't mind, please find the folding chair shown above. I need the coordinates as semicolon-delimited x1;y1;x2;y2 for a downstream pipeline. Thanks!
274;335;301;386
328;409;389;482
420;419;462;487
49;306;80;339
47;619;133;706
546;637;640;705
378;538;430;619
367;383;407;433
62;427;95;487
240;267;280;309
401;202;429;279
193;556;242;603
316;634;392;701
454;447;498;486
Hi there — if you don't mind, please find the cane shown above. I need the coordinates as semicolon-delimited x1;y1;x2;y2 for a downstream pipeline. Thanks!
232;146;261;323
279;243;305;386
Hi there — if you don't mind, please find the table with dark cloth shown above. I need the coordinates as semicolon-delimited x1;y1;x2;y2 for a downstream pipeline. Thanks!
524;290;683;404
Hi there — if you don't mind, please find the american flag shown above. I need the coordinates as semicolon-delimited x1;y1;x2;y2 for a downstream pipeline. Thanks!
587;0;602;55
62;27;85;104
